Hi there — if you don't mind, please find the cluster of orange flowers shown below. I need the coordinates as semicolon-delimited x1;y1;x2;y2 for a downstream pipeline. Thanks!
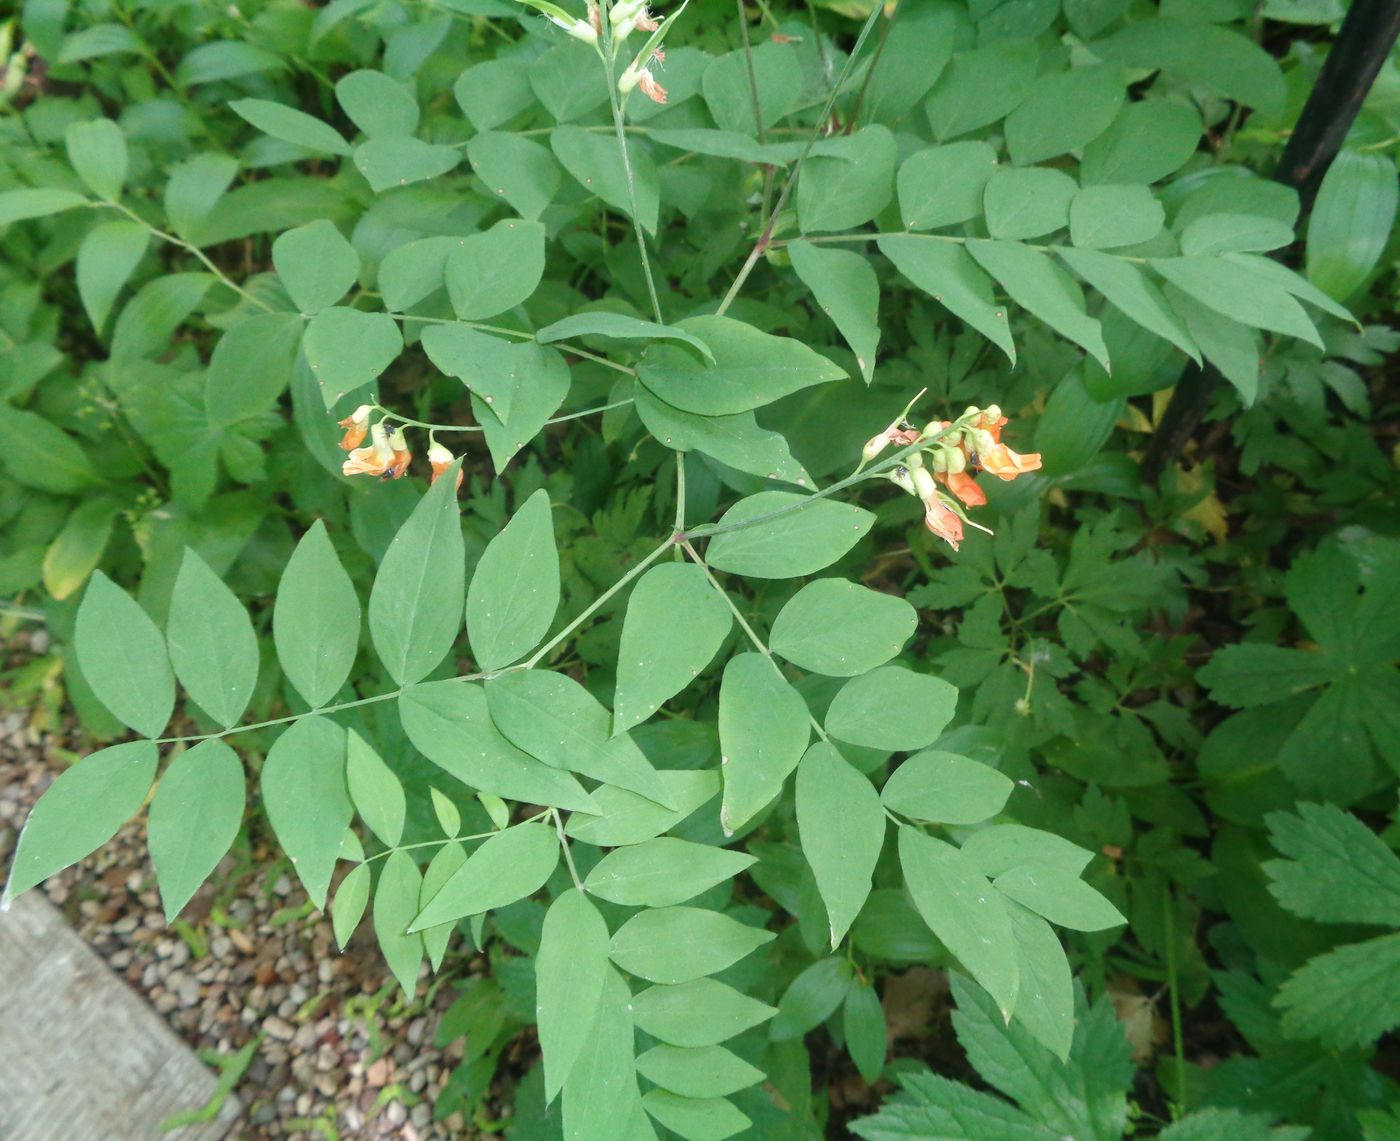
336;406;462;492
861;402;1042;551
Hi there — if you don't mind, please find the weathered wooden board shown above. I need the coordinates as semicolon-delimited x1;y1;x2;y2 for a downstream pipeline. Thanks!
0;892;239;1141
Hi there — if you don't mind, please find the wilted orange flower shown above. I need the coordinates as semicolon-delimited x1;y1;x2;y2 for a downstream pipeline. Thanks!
637;69;667;104
337;405;371;452
923;501;963;550
428;441;464;493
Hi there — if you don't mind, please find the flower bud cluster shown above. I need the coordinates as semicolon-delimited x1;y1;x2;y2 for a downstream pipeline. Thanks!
335;407;462;492
859;399;1042;552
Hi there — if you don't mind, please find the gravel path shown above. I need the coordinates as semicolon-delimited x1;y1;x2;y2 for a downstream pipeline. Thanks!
0;673;491;1140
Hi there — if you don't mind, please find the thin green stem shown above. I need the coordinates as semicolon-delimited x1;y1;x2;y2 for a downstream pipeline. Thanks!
604;43;665;322
674;452;687;531
521;536;676;670
681;540;830;743
103;202;270;310
362;821;538;865
373;398;635;435
552;809;585;891
769;229;1150;265
715;4;884;316
153;689;411;746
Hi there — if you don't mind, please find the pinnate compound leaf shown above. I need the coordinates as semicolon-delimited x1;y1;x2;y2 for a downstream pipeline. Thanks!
409;823;558;931
1263;802;1400;926
796;743;885;948
467;489;560;670
537;889;611;1102
826;666;957;752
966;239;1110;370
878;235;1015;365
614;563;732;733
584;838;755;907
148;740;245;922
230;98;352;155
770;578;915;677
630;978;776;1047
1274;932;1400;1049
4;742;158;903
76;571;174;738
993;866;1126;932
787;241;881;384
274;520;361;709
564;771;719;847
445;219;545;321
706;492;874;579
637;314;844;417
900;829;1019;1018
398;682;598;812
260;716;352;909
374;849;425;996
718;653;810;835
368;471;465;685
333;862;370;950
305;307;403;408
1197;644;1334;708
636;1044;764;1099
487;671;671;805
881;751;1013;825
272;220;359;314
346;731;406;848
166;549;258;729
609;906;775;984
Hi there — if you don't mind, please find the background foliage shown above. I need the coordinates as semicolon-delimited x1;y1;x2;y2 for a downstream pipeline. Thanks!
2;0;1398;1136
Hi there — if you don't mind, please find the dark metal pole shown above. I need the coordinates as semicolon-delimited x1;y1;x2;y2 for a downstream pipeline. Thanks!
1142;0;1400;481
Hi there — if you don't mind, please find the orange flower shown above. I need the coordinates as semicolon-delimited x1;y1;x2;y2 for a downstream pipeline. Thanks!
978;443;1042;481
923;500;963;550
343;422;394;477
337;404;371;452
428;441;464;493
637;69;668;105
941;469;986;507
384;427;411;480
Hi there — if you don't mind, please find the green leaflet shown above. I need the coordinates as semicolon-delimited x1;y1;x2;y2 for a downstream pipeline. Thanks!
466;489;560;671
346;730;406;848
705;492;875;579
444;219;546;322
537;889;612;1102
148;740;245;922
796;743;885;948
367;471;465;685
374;849;425;996
609;906;776;984
272;220;359;314
273;520;361;709
882;750;1013;826
584;838;756;907
75;571;174;738
718;653;810;835
788;241;881;384
409;823;558;931
613;562;733;734
770;578;916;677
826;666;958;752
878;236;1016;365
165;548;259;729
630;978;777;1047
260;716;353;910
3;741;159;904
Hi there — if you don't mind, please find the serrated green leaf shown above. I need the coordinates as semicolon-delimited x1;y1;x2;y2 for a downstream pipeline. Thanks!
1275;932;1400;1049
1263;802;1400;926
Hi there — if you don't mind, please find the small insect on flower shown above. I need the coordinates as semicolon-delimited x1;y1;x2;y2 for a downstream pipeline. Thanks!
342;421;396;478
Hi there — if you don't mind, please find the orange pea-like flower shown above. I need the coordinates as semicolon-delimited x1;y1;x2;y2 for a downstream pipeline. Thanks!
383;427;411;480
428;441;464;493
337;404;371;452
343;422;394;477
978;443;1042;481
942;469;986;507
638;69;668;105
